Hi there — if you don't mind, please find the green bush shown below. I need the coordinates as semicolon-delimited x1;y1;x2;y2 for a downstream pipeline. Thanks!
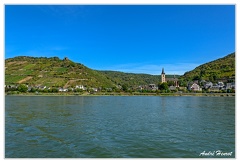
18;84;28;93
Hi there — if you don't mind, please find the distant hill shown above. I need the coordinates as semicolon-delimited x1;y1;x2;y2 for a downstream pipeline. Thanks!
5;56;178;88
99;71;180;87
179;52;235;82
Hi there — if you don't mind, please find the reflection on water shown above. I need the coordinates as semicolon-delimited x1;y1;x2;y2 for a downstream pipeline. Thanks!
5;96;235;158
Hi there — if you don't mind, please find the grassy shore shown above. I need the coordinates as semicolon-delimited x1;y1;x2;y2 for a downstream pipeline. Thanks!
5;92;235;97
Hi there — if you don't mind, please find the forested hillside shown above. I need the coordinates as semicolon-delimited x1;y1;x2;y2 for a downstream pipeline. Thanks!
99;71;179;86
179;52;235;83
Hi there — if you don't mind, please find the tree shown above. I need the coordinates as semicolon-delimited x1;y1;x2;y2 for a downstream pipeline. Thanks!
18;84;28;93
209;72;219;82
158;82;169;91
178;79;187;87
193;75;200;81
167;80;175;86
122;84;128;92
29;87;37;93
51;88;59;93
75;88;83;92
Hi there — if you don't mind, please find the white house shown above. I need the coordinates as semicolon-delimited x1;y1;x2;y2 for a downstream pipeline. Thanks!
76;85;87;90
92;88;98;92
218;82;224;88
188;83;201;91
59;88;68;92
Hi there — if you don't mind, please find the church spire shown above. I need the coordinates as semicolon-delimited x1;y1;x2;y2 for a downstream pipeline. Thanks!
161;68;166;83
162;68;165;74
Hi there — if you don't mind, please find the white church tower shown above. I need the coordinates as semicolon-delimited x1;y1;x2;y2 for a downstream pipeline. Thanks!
161;68;166;83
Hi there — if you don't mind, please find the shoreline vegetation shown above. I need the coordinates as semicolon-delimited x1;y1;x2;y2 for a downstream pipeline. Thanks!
5;92;235;97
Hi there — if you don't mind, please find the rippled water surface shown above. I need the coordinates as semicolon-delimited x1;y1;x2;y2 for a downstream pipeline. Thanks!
5;96;235;158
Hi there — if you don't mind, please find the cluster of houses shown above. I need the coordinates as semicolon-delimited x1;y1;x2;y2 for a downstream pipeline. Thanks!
158;68;235;92
187;81;235;92
5;80;235;93
141;81;235;92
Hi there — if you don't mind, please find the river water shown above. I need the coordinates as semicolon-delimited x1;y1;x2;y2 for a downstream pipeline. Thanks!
5;96;235;158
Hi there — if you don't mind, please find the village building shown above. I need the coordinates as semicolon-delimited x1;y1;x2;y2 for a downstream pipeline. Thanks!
75;85;87;90
91;88;98;92
218;81;224;88
188;83;201;91
169;86;177;91
59;88;68;92
226;82;235;90
149;84;158;91
209;84;220;92
204;82;213;89
35;85;47;90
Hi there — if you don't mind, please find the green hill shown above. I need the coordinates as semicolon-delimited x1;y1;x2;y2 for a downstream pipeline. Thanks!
179;52;235;82
6;56;178;88
5;56;116;88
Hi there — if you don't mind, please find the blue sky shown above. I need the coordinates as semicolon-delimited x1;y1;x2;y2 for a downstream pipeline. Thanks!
5;5;235;75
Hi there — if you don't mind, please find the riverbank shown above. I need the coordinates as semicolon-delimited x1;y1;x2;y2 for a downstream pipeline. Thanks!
5;92;235;97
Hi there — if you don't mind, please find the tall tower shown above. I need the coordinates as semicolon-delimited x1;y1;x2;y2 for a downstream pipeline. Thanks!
161;68;166;83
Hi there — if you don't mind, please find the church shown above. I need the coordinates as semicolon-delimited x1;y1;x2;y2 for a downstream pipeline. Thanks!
161;68;179;87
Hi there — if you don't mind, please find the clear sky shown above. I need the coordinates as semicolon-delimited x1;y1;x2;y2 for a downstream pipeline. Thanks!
5;5;235;75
